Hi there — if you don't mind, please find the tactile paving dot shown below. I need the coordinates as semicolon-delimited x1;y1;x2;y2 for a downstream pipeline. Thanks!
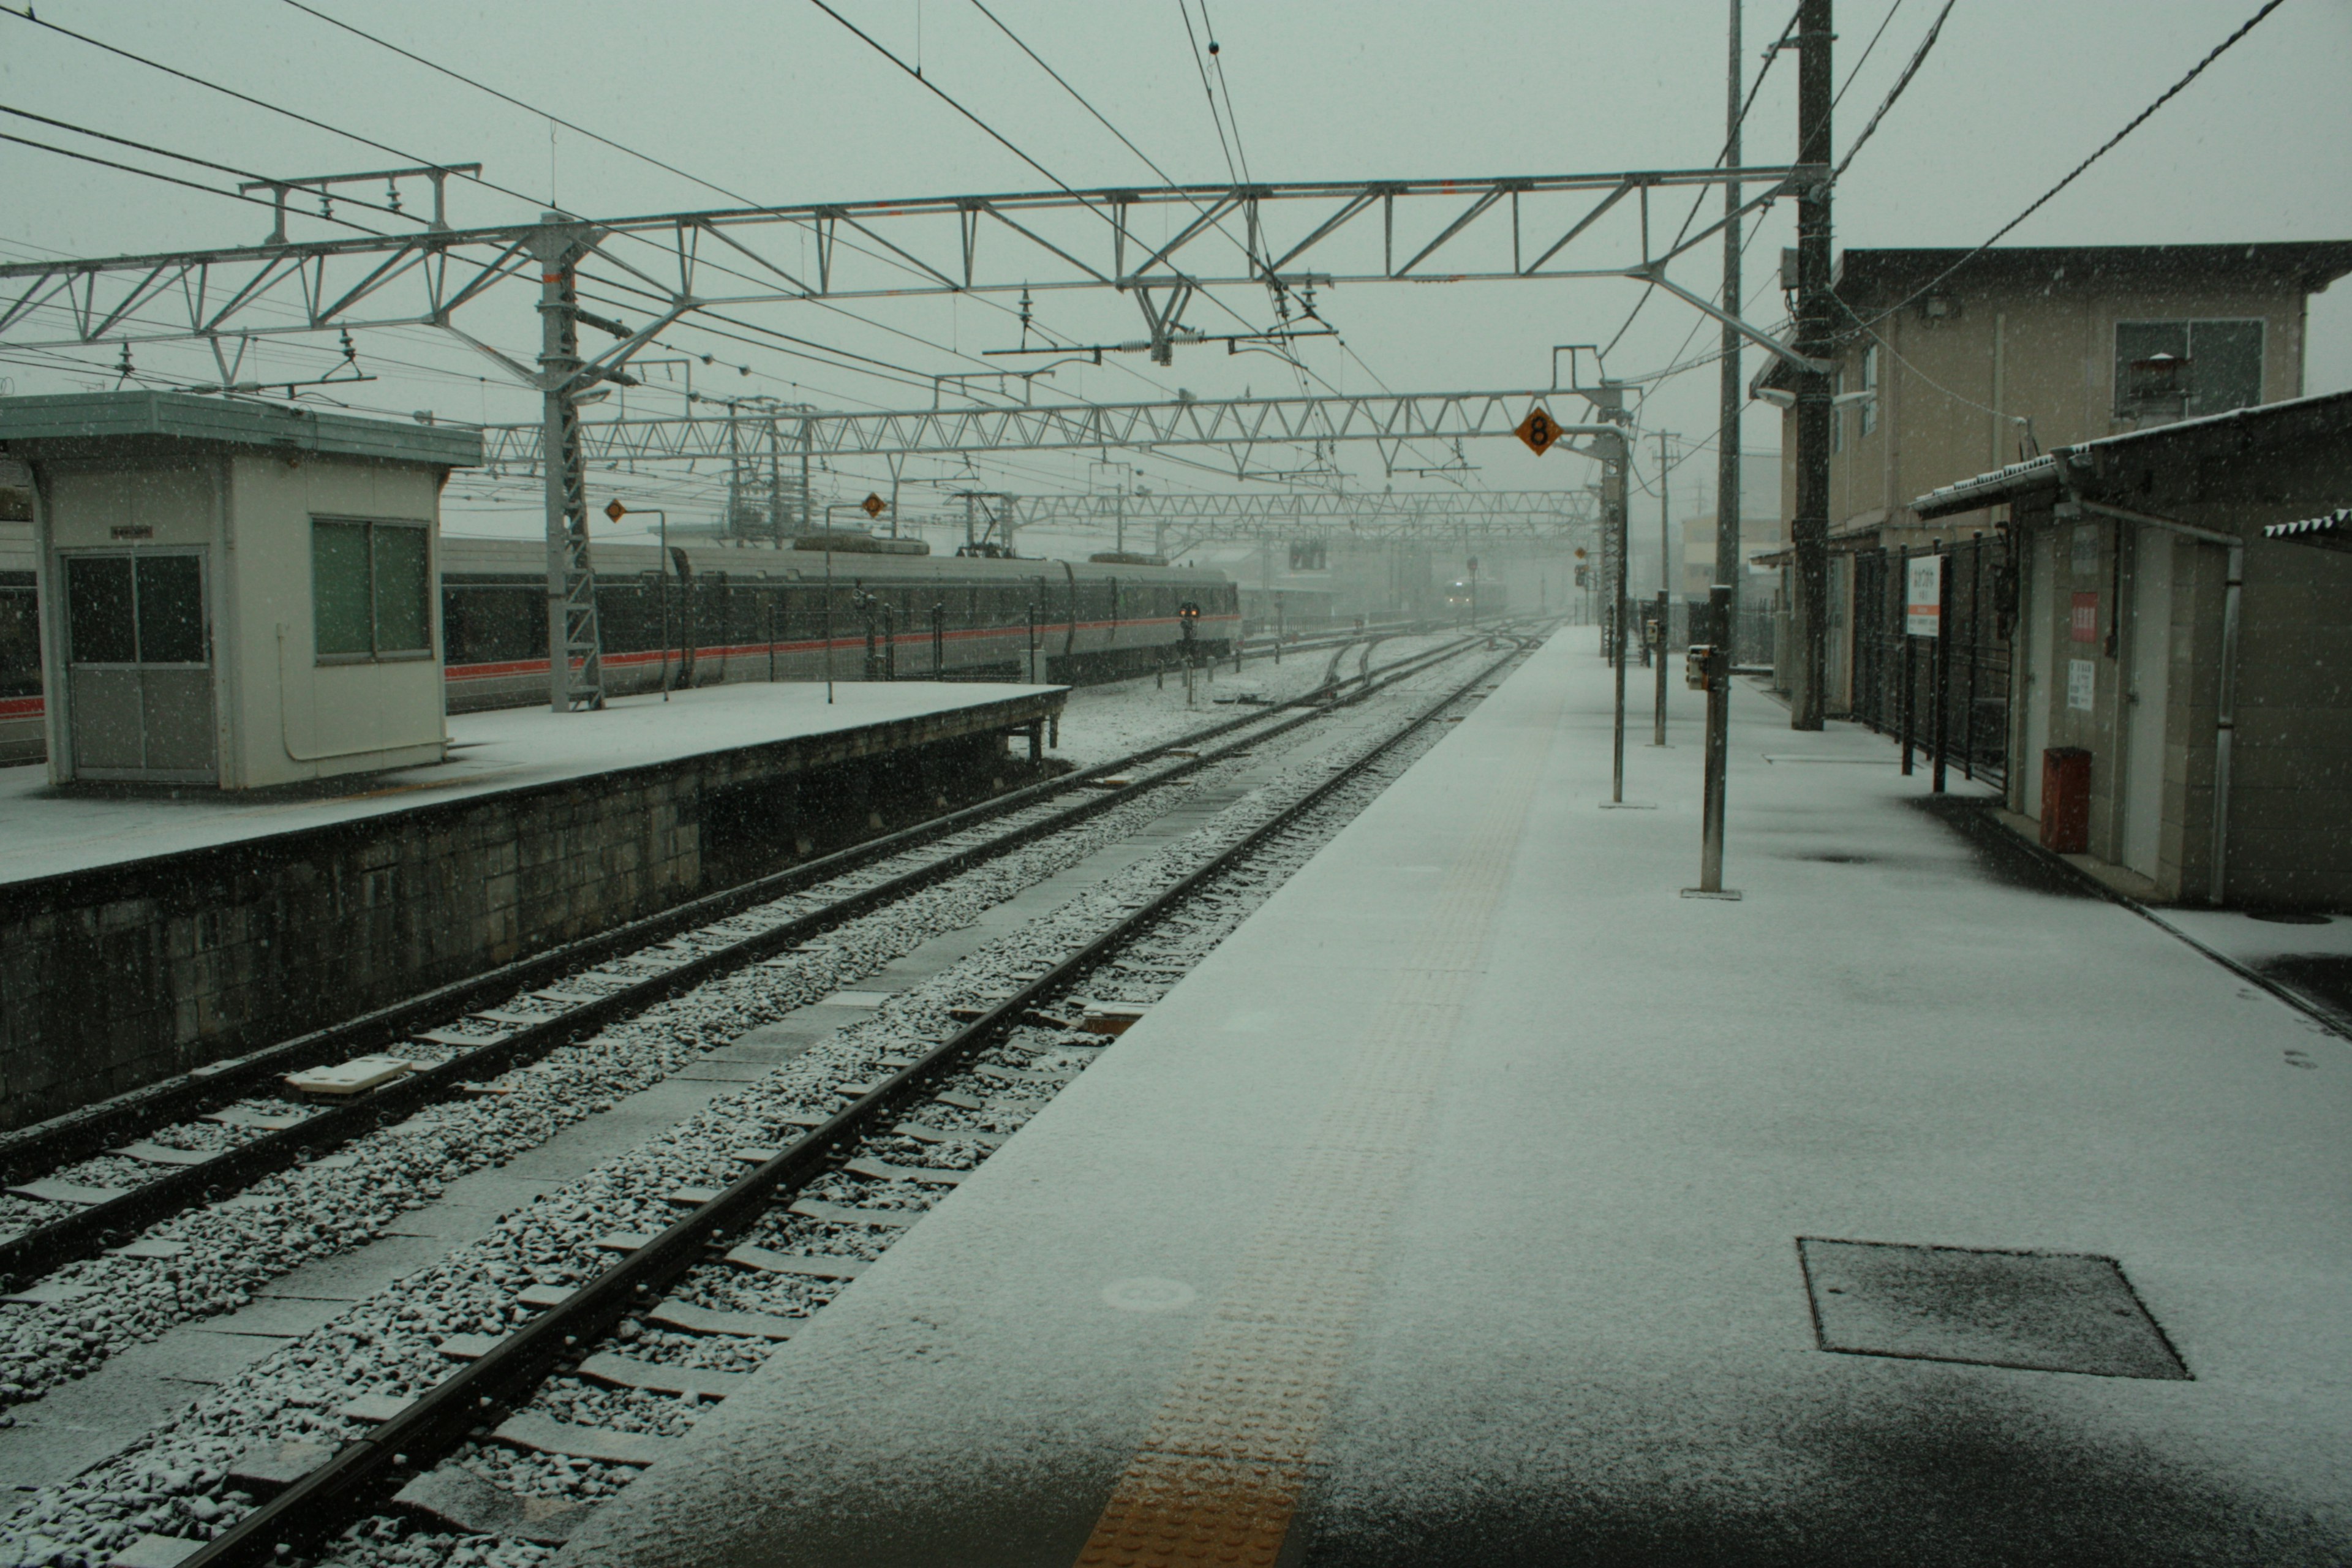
1798;1237;2190;1380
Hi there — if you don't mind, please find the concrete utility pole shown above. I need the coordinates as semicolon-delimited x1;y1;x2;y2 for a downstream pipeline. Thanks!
1790;0;1835;729
528;214;605;713
1718;0;1744;647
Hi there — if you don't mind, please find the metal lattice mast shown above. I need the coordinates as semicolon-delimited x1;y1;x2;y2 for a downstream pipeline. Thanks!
529;216;605;712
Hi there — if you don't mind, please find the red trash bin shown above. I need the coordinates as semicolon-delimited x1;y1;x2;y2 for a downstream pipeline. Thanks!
2041;747;2091;853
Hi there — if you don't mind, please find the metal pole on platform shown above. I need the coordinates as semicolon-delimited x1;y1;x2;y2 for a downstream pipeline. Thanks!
1609;428;1630;802
1718;0;1745;656
1654;590;1670;746
1685;584;1740;899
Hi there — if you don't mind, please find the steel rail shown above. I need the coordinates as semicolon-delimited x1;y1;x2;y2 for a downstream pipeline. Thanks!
0;633;1488;1288
182;630;1537;1568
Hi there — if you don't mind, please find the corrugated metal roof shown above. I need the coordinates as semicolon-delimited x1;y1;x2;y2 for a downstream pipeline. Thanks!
1909;454;2060;519
1910;387;2352;520
2264;508;2351;541
0;391;481;468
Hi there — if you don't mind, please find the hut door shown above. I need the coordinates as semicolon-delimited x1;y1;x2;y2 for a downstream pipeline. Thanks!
2120;527;2174;880
61;550;216;779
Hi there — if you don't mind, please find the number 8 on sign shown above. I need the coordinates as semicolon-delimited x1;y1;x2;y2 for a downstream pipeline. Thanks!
1516;405;1560;456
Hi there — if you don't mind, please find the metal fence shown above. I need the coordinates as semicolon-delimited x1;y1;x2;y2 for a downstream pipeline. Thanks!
1847;535;2014;791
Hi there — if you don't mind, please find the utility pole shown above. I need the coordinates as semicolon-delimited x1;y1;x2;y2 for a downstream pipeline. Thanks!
1600;417;1632;804
528;214;605;712
1718;0;1744;653
1790;0;1835;729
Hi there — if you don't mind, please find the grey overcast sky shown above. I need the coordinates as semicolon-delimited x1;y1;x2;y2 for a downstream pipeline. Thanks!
2;1;2348;547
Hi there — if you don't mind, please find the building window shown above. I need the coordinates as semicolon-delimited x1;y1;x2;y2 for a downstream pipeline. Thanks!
314;518;431;662
2114;320;2263;420
1859;345;1879;436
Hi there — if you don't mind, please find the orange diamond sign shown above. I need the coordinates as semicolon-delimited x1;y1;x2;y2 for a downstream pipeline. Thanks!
1515;405;1562;456
603;499;628;522
862;492;887;518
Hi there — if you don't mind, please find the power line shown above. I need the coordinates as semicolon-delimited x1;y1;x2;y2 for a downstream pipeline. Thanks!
1831;0;1954;184
276;0;1085;360
1849;0;2290;334
933;0;1452;473
1198;1;1255;188
1175;0;1241;185
0;129;398;235
807;0;1116;227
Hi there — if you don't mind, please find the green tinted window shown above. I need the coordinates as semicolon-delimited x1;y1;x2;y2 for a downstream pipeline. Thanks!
371;524;430;652
2116;319;2261;417
313;520;373;656
2189;320;2263;415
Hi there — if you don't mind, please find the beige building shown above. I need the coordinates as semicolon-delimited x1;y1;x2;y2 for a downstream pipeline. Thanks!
1762;243;2352;554
1760;243;2352;716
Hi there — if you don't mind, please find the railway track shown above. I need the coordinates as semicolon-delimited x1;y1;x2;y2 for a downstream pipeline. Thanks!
145;630;1532;1568
0;633;1520;1444
0;630;1537;1568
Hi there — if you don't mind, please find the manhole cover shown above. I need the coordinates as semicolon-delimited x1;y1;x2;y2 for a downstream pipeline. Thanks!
1797;1237;2188;1380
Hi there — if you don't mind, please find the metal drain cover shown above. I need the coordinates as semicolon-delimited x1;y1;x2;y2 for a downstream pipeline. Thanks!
1798;1237;2188;1380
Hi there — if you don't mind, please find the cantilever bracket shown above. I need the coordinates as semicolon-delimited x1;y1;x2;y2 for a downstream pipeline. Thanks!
1635;263;1831;377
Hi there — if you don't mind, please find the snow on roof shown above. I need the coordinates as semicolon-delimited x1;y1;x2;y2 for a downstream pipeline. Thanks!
1910;388;2352;520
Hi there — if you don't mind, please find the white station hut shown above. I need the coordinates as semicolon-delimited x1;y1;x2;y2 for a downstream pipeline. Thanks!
0;393;482;790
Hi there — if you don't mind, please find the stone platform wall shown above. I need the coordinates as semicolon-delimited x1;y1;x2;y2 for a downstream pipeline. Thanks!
0;692;1061;1131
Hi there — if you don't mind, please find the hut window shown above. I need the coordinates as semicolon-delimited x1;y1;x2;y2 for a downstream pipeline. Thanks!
314;518;431;660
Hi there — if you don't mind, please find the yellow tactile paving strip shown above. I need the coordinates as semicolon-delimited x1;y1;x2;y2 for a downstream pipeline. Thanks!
1075;692;1561;1568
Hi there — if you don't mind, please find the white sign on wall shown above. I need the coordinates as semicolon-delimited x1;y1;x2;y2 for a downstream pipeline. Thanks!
1905;556;1943;638
2067;658;2096;712
2071;523;2100;577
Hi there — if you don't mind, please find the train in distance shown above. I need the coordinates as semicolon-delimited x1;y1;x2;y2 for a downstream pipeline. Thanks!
1443;577;1511;619
0;533;1242;763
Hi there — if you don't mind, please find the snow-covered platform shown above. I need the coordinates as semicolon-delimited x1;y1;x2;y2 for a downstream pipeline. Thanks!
560;633;2352;1568
0;679;1061;888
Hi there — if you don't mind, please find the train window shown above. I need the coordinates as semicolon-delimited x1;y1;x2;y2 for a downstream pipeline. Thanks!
0;580;39;698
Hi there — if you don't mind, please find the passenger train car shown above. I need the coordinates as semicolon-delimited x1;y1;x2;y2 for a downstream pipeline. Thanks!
0;532;1239;762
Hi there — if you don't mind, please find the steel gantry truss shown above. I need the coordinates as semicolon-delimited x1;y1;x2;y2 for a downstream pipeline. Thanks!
1012;488;1593;538
480;388;1609;480
0;166;1779;709
0;167;1814;368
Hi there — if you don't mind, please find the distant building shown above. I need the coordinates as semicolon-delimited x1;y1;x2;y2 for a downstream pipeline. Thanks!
1679;511;1784;601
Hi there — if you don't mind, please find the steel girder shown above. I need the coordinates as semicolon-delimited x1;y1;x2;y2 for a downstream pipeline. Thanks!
475;389;1616;479
0;168;1814;372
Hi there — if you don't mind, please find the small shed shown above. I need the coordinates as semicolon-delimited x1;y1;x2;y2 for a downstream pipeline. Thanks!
1912;388;2352;910
0;392;481;789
